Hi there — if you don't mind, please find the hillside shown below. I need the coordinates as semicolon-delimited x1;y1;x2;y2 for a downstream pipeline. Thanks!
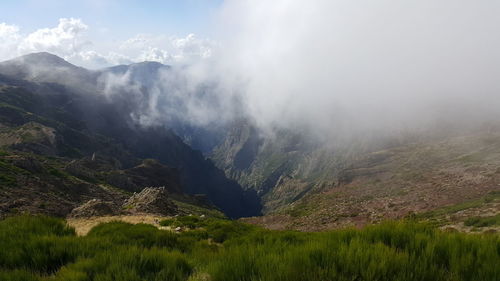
242;132;500;231
0;54;261;218
1;52;500;229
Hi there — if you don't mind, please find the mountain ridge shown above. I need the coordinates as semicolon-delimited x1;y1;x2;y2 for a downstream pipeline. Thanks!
2;52;499;229
0;53;261;218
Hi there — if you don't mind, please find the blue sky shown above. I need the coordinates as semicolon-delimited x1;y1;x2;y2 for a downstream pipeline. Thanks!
0;0;223;39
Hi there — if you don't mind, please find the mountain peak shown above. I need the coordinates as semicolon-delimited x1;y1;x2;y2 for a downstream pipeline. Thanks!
104;60;170;75
0;52;96;90
11;52;75;68
132;61;166;67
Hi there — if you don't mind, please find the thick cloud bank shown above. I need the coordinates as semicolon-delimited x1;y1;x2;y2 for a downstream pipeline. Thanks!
211;0;500;138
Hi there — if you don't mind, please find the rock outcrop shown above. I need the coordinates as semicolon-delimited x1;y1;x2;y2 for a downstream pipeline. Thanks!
68;186;180;218
122;187;178;215
69;199;119;218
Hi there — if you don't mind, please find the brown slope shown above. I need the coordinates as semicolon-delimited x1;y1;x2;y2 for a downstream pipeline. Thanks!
242;132;500;231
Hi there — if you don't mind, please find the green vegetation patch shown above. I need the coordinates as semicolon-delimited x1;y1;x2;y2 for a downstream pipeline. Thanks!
160;216;201;228
170;199;225;218
417;191;500;223
160;216;255;243
0;215;499;281
464;214;500;228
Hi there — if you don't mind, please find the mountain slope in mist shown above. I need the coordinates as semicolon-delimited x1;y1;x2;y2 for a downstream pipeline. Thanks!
3;52;500;227
242;132;500;231
0;53;261;218
0;53;355;214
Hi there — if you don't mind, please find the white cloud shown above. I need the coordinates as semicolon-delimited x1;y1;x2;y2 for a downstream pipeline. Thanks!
68;50;134;69
120;33;215;65
138;47;172;64
171;33;213;61
0;19;215;69
0;23;22;61
0;23;20;38
19;18;89;58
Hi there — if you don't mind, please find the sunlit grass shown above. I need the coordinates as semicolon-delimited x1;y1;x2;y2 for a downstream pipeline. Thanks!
0;215;498;281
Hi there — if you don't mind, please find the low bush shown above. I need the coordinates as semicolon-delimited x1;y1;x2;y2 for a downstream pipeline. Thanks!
160;216;201;228
52;247;191;281
87;221;179;249
464;214;500;227
0;215;498;281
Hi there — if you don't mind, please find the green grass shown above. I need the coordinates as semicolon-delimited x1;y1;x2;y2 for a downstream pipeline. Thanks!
0;215;499;281
47;167;69;179
0;159;30;175
160;216;201;228
287;199;317;217
0;174;17;186
464;214;500;227
417;191;500;223
170;199;226;218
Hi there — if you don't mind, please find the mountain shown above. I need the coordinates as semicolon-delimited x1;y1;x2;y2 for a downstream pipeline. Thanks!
2;52;499;229
103;61;170;85
0;53;261;218
211;120;368;212
0;52;99;92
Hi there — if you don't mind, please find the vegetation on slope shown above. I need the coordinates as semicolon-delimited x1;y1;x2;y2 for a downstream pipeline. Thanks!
464;214;500;228
0;81;261;218
241;133;500;231
0;215;499;281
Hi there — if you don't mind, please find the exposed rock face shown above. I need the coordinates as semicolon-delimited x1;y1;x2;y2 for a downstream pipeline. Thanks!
69;199;119;218
123;187;178;215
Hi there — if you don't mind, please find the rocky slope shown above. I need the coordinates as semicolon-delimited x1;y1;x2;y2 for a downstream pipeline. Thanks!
242;132;500;231
0;54;261;218
211;121;364;213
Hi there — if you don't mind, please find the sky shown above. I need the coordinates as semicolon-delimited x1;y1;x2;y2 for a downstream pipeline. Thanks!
0;0;223;37
0;0;223;68
1;0;499;139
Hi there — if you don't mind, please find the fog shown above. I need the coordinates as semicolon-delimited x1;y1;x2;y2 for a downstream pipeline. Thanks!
203;0;500;139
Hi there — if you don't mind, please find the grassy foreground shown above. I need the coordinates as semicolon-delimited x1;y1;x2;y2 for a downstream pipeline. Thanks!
0;215;499;281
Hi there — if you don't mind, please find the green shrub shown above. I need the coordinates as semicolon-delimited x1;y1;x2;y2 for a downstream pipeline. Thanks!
53;247;192;281
0;215;75;238
160;215;201;228
87;221;179;249
0;216;499;281
200;221;500;281
464;214;500;227
0;269;40;281
159;218;175;226
0;216;78;274
203;218;256;243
